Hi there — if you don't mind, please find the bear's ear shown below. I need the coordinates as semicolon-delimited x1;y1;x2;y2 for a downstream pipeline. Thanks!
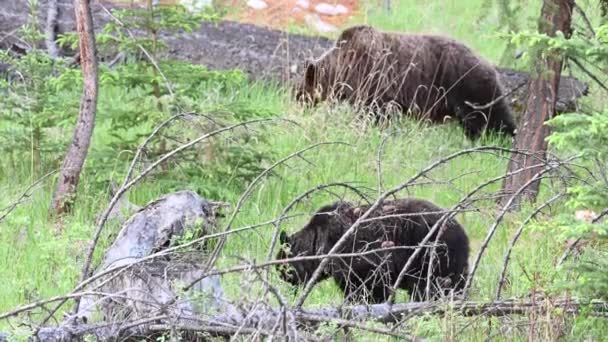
304;60;316;87
279;230;289;245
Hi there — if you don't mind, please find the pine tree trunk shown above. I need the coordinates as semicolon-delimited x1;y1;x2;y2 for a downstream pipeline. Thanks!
500;0;574;210
51;0;98;215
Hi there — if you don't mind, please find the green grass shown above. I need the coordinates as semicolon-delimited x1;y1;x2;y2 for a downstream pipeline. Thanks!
1;0;607;340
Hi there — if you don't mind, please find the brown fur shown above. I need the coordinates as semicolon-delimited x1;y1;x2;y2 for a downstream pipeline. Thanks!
276;198;470;303
296;25;517;139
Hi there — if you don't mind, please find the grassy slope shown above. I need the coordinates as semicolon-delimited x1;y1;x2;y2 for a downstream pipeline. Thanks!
0;0;606;340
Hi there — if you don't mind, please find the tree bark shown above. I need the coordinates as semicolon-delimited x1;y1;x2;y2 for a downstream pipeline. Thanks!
51;0;98;215
500;0;574;210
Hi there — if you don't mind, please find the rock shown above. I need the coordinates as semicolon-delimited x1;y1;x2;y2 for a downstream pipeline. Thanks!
296;0;310;9
247;0;268;10
304;14;338;33
314;3;349;16
575;209;597;223
179;0;213;13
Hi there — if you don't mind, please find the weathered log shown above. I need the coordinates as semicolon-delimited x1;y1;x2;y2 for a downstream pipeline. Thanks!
1;298;605;341
76;190;227;323
0;0;588;114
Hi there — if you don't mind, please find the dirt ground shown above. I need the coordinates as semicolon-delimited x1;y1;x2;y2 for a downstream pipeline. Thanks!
108;0;361;31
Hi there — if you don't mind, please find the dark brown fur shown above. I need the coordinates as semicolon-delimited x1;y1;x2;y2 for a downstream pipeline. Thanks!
276;198;470;303
296;25;517;139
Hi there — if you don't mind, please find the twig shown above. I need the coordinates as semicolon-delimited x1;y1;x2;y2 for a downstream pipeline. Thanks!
574;3;596;37
569;57;608;94
462;164;566;300
464;79;527;110
496;193;564;300
0;170;58;223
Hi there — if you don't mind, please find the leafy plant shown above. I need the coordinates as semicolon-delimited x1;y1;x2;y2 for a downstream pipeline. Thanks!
547;110;608;299
0;1;81;178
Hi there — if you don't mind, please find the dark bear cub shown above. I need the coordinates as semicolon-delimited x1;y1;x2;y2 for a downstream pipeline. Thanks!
275;198;470;304
296;25;517;139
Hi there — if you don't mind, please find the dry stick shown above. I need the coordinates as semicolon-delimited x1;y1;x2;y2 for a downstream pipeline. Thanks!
193;142;350;291
557;206;608;266
386;160;552;305
0;291;150;321
248;266;289;340
0;170;58;223
294;146;541;309
495;192;564;300
464;79;528;111
296;312;413;340
10;298;607;341
376;130;401;197
189;245;433;280
569;57;608;93
462;157;575;300
574;3;596;36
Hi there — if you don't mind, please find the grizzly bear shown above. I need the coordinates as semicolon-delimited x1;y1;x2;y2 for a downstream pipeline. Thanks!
275;198;470;304
296;25;517;139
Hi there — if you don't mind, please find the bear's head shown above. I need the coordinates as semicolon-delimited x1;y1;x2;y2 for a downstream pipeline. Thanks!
295;25;388;108
275;201;359;286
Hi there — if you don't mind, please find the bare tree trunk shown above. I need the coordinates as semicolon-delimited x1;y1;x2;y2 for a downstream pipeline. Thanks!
45;0;60;57
51;0;98;215
501;0;574;210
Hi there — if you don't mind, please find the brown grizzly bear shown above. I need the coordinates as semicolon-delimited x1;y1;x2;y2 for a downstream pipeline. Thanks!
275;198;470;304
296;25;517;139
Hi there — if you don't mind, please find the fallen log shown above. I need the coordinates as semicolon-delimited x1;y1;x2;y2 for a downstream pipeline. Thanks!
0;0;588;115
76;190;227;324
1;298;605;341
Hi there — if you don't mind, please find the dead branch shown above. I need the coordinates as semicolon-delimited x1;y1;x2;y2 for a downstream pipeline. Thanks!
496;193;564;300
463;161;573;300
464;79;527;110
390;160;557;304
0;170;57;223
569;57;608;94
2;298;606;341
